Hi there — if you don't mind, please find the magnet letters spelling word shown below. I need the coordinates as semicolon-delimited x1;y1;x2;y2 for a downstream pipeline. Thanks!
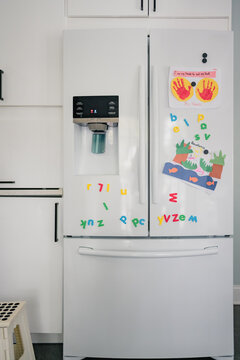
80;219;104;229
120;216;146;227
157;214;197;225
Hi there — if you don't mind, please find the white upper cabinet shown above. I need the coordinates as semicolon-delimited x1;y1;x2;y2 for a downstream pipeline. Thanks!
67;0;148;17
67;0;231;20
149;0;231;18
0;107;62;188
0;0;64;106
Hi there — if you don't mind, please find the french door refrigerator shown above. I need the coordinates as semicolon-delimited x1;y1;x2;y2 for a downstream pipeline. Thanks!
63;29;233;360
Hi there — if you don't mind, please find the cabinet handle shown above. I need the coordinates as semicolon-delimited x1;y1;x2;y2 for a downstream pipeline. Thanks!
153;0;156;12
0;181;15;184
54;202;59;243
141;0;143;10
0;70;4;101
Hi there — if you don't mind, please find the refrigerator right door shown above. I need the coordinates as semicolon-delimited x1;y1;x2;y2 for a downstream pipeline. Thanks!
150;29;233;237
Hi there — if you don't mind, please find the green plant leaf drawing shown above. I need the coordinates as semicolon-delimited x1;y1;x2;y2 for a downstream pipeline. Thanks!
176;140;193;155
200;158;213;172
210;151;226;166
181;160;198;170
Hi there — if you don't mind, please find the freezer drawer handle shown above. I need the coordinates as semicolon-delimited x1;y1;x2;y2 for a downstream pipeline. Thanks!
54;202;59;242
78;246;218;258
141;0;143;10
139;66;146;204
152;66;159;204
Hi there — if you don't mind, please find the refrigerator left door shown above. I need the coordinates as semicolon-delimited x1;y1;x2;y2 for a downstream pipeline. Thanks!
0;197;63;333
63;29;148;237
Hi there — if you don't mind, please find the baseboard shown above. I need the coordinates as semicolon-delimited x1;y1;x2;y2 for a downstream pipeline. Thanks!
234;285;240;305
31;333;63;343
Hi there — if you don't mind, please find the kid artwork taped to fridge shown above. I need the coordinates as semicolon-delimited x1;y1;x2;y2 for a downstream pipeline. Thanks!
169;67;221;108
162;140;226;191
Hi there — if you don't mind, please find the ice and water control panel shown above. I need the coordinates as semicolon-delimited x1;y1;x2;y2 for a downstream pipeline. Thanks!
73;96;119;154
73;96;119;119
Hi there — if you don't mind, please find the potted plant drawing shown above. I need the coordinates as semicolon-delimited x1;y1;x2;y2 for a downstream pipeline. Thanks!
209;151;226;179
173;140;193;164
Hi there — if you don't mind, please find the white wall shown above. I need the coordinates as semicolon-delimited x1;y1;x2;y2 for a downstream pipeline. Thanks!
233;0;240;285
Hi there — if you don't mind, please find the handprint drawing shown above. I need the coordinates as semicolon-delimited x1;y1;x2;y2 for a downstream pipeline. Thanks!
196;79;219;102
171;77;194;102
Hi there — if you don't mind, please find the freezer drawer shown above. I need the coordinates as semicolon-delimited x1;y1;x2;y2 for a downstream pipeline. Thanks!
64;238;233;358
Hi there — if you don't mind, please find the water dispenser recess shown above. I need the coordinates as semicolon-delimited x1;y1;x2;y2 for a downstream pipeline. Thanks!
73;96;119;175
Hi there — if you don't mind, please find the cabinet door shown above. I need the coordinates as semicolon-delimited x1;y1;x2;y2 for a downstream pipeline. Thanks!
0;107;62;188
67;0;148;17
0;0;63;106
0;198;62;334
149;0;231;18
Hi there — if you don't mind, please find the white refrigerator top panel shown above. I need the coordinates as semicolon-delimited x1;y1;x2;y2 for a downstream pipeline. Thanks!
150;29;233;237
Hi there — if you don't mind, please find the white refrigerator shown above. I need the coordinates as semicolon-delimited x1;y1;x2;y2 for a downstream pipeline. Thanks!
63;29;233;359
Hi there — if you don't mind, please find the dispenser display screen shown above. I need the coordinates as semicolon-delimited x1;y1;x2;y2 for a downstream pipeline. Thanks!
73;96;119;118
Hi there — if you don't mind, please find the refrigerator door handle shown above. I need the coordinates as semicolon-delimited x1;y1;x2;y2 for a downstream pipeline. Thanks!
139;66;146;204
78;246;218;258
152;66;159;204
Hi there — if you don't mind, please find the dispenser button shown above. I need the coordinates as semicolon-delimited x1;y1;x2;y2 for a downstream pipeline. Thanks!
76;101;83;106
76;112;83;116
108;111;116;115
76;106;83;111
108;101;116;106
109;106;115;111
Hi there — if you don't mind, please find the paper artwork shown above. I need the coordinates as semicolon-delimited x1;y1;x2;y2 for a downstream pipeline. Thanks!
169;67;221;108
162;139;226;191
